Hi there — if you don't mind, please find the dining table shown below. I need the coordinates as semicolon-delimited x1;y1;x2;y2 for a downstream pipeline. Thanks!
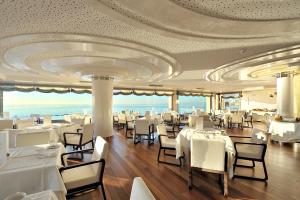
0;143;67;200
175;128;235;178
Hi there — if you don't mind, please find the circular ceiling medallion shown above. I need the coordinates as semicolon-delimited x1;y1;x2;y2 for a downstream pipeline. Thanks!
0;33;181;84
206;45;300;83
95;0;300;39
170;0;300;21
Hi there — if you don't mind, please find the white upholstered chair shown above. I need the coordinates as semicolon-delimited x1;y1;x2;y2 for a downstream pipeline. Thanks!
71;117;85;126
189;135;228;196
63;123;94;152
0;119;13;130
43;115;52;126
130;177;156;200
233;128;269;181
229;113;244;129
117;113;126;129
134;119;154;145
144;111;151;120
162;112;172;124
157;124;181;166
125;115;135;138
15;119;35;129
60;136;108;199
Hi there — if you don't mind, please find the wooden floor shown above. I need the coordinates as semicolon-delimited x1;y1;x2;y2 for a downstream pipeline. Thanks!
72;123;300;200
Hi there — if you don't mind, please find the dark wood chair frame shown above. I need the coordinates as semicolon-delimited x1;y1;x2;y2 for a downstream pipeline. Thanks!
125;120;135;138
229;117;244;130
157;134;182;167
133;123;155;145
63;131;94;158
243;115;253;128
189;151;228;197
60;149;106;199
233;139;268;181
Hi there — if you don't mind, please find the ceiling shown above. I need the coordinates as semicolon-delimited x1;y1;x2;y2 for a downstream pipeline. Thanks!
0;0;300;92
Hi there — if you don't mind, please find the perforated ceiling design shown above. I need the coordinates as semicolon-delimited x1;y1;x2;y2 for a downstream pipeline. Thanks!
170;0;300;21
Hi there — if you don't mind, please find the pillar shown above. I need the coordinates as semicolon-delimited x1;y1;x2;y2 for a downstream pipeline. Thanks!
276;73;294;117
92;76;113;137
171;92;178;112
0;89;3;117
294;75;300;117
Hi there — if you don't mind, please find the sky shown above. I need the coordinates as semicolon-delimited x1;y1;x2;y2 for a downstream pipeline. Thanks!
3;91;170;106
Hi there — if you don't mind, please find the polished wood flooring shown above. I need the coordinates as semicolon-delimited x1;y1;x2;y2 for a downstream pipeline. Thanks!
72;123;300;200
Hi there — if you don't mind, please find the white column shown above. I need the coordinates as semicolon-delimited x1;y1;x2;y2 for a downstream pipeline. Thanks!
276;73;294;117
92;77;113;137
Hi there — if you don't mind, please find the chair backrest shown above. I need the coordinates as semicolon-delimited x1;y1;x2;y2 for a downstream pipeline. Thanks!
162;112;172;121
71;117;85;126
118;113;126;123
15;131;50;147
189;116;203;129
15;119;35;129
156;124;167;136
126;115;133;122
43;115;52;126
130;177;156;200
144;111;151;120
231;113;243;123
64;115;71;122
191;135;226;172
82;123;94;144
135;119;149;135
0;120;13;130
91;136;108;179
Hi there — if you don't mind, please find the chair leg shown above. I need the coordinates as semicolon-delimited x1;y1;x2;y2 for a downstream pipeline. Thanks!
262;160;268;180
233;158;237;172
100;184;106;200
189;167;193;189
224;172;228;197
252;160;255;167
157;147;161;161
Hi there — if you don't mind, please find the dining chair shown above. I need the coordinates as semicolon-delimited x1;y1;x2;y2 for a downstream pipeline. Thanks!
130;177;156;200
117;113;127;129
232;128;269;181
189;135;228;197
0;119;13;130
15;119;36;129
134;119;154;145
60;136;108;199
157;124;182;166
43;115;52;126
63;123;94;154
229;113;244;129
125;115;135;138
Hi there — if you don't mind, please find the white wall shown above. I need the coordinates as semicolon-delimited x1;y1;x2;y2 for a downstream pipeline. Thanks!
241;89;276;111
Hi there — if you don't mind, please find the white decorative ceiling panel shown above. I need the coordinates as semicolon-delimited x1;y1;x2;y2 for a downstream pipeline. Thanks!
0;34;181;83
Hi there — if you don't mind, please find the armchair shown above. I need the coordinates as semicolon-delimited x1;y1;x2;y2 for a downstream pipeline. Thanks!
134;119;155;145
189;136;228;197
232;128;269;181
60;136;108;199
156;124;182;166
63;123;94;154
130;177;156;200
125;115;135;138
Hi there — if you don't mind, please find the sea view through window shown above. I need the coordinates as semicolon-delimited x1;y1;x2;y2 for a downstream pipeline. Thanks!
3;91;207;119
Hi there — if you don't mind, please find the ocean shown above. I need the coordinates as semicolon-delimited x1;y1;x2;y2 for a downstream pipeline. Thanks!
4;103;206;119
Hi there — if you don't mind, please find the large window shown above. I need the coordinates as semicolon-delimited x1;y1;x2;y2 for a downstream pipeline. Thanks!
178;96;206;114
222;93;241;110
3;91;170;119
113;94;169;115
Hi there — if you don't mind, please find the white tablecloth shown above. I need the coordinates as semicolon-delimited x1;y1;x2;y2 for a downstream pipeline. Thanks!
0;144;67;200
176;128;235;178
269;121;300;142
